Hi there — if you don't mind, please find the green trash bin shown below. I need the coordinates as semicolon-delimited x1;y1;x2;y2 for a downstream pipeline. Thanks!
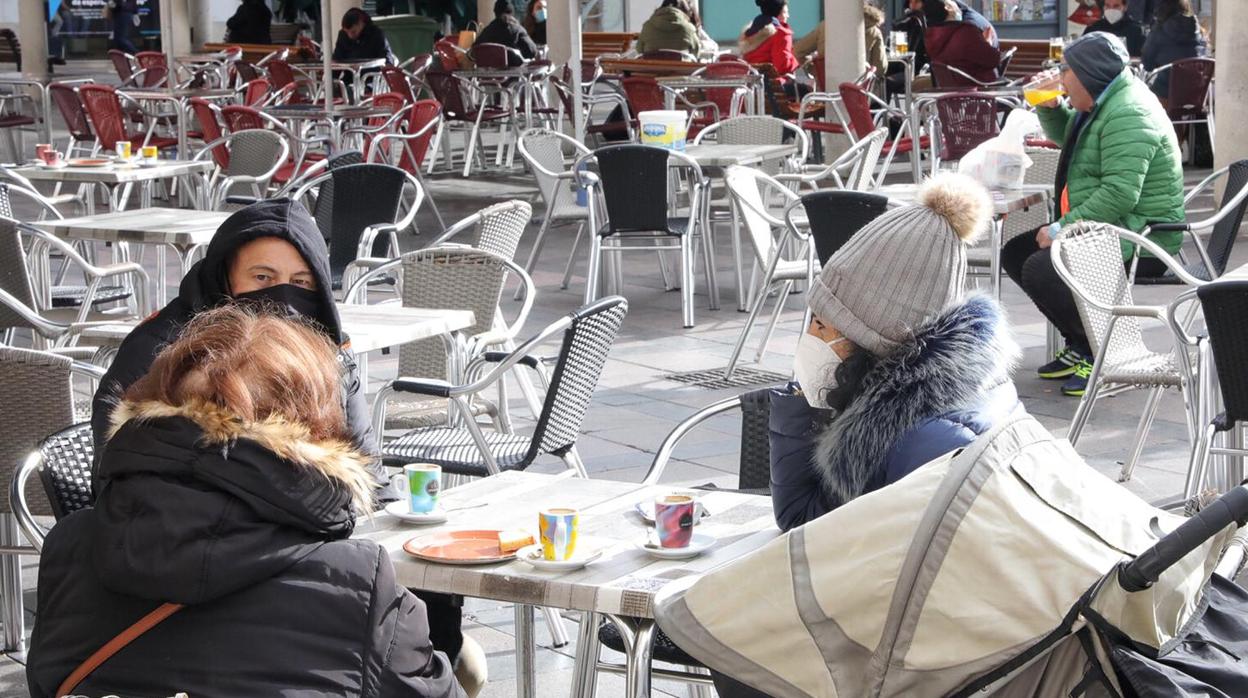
375;14;439;64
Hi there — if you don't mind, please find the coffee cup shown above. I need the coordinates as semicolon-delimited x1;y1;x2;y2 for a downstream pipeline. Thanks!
141;145;159;162
38;148;61;166
654;494;696;548
538;507;579;561
35;144;52;160
391;463;441;514
116;140;132;160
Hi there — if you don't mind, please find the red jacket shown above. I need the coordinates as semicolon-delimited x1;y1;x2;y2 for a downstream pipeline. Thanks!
741;22;799;78
924;21;1001;84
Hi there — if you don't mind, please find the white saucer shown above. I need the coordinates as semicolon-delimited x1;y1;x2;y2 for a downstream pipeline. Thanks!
639;533;716;560
516;543;603;572
385;500;449;525
37;161;67;169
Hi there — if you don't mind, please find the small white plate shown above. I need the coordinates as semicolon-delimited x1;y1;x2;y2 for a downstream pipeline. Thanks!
385;500;449;525
137;159;162;167
639;533;716;560
516;543;603;572
38;161;67;169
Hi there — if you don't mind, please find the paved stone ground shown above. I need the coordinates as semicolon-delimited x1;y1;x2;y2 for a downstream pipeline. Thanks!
0;63;1240;696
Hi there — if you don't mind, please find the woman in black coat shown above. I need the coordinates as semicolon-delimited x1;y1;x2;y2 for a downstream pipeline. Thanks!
1141;0;1208;99
28;307;465;698
226;0;273;44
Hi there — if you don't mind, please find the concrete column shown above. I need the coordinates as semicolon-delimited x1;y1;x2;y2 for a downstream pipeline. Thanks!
169;0;194;56
548;0;582;140
1214;0;1247;173
626;0;661;33
478;0;494;27
824;0;866;90
190;0;213;49
328;0;362;28
18;0;48;78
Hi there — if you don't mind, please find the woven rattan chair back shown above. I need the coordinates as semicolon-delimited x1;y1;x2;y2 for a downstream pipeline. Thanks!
737;387;773;492
527;297;627;458
1057;222;1146;363
0;218;40;329
1198;281;1248;429
220;130;286;200
1000;147;1060;243
108;50;135;85
322;163;407;279
472;43;512;69
219;104;267;132
311;150;366;242
594;144;670;234
714;115;791;174
520;128;588;210
399;247;509;380
36;423;94;519
0;347;75;515
465;200;530;259
1166;57;1215;123
77;84;127;152
189;97;229;168
799;190;890;265
934;93;1000;162
134;51;168;87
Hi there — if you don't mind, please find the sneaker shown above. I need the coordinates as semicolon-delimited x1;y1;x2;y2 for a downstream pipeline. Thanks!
1062;360;1093;397
1037;348;1085;379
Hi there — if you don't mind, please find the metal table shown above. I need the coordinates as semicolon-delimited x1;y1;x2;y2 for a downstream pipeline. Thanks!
656;74;766;116
292;59;387;102
360;470;779;698
878;183;1051;298
15;160;213;213
888;52;919;180
0;72;94;144
263;103;391;146
122;87;236;158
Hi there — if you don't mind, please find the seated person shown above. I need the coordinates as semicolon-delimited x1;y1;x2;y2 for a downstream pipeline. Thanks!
1141;0;1208;100
1004;32;1184;397
793;5;887;81
923;0;1003;85
225;0;272;44
333;7;397;64
635;0;700;57
474;0;538;66
738;0;804;98
523;0;547;46
1086;0;1146;57
27;307;465;698
769;173;1023;533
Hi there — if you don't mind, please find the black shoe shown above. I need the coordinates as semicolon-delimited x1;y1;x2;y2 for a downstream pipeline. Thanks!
1037;347;1085;380
1061;360;1093;397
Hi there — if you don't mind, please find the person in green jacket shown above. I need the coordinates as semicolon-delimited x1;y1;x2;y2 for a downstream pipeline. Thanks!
1002;31;1184;398
634;0;700;57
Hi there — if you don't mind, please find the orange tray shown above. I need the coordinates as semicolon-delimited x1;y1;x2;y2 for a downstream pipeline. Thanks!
403;529;517;565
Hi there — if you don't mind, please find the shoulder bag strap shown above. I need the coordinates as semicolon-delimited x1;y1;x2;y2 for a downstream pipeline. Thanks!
56;602;184;698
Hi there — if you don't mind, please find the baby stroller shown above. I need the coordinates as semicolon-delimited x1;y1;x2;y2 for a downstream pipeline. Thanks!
653;415;1248;697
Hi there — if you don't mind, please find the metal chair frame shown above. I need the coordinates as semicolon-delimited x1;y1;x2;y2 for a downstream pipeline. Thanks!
775;126;887;192
355;100;447;229
191;129;290;210
515;128;593;299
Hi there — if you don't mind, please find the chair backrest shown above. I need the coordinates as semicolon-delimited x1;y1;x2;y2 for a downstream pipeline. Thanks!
723;165;795;269
362;91;406;155
0;347;75;515
398;100;441;172
221;129;287;179
930;62;976;89
425;70;469;119
320;163;409;278
189;97;228;168
0;217;40;323
1166;57;1215;121
462;199;532;260
308;150;365;240
705;115;798;172
837;82;876;140
134;51;168;87
593;144;671;234
737;387;774;491
1053;222;1146;362
242;77;271;106
234;59;261;84
1197;281;1248;428
798;190;890;265
519;128;590;211
472;42;513;69
36;422;95;519
49;83;94;142
1205;160;1248;278
433;39;462;71
108;49;134;85
621;76;666;116
77;84;127;152
266;57;297;88
219;104;268;132
382;66;416;101
934;93;1000;162
399;246;511;380
698;61;752;117
525;296;628;459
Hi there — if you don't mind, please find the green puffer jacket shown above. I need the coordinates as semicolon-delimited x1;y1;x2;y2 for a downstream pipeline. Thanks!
635;6;699;56
1038;69;1185;260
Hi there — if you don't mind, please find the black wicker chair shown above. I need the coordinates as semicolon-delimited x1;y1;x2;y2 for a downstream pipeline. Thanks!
796;189;891;266
1136;160;1248;285
574;386;780;694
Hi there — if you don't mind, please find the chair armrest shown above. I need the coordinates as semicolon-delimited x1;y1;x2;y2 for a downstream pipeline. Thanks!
343;258;402;303
1111;304;1167;320
392;377;454;397
480;351;548;369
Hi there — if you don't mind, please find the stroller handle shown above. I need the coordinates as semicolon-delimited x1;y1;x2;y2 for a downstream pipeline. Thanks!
1119;486;1248;593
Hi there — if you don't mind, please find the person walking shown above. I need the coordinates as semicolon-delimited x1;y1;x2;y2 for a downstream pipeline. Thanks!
1002;32;1185;397
107;0;138;54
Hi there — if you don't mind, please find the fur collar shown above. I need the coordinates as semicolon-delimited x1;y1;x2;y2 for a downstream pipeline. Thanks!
813;293;1020;505
109;398;375;511
738;22;777;54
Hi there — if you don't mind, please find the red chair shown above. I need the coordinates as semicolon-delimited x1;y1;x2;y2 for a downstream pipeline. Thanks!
49;82;97;157
695;61;754;118
134;51;169;88
356;91;407;155
838;81;928;176
189;98;229;168
242;78;272;106
932;92;1000;168
1154;57;1216;162
219;104;267;132
108;49;138;87
361;99;445;227
433;39;463;71
382;66;417;102
77;84;177;153
219;104;324;186
471;42;516;69
621;76;717;139
425;69;510;177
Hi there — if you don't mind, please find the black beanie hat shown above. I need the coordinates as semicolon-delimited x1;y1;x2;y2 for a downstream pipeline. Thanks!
755;0;786;17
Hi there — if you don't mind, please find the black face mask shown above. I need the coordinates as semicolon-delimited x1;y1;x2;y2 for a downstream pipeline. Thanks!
233;284;323;325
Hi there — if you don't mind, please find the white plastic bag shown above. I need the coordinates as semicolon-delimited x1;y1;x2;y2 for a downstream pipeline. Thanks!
957;109;1042;190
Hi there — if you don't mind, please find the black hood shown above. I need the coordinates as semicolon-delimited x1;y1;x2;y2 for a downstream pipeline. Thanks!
93;400;369;604
177;198;344;344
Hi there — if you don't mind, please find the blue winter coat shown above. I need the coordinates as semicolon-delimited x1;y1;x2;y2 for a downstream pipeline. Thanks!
769;294;1023;532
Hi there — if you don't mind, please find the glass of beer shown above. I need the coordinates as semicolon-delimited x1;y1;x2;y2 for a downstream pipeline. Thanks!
892;31;909;55
1049;37;1064;62
1023;70;1065;108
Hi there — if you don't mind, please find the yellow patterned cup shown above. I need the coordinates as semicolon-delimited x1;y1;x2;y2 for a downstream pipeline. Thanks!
538;508;579;561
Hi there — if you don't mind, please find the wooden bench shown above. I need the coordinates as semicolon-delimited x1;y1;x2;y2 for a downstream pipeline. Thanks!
203;42;312;65
0;29;20;71
583;32;637;62
1001;39;1050;80
597;57;708;77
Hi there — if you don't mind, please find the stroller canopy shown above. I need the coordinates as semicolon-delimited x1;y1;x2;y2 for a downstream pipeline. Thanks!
654;416;1235;697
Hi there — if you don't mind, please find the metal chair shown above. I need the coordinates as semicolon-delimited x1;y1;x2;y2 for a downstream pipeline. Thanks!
838;81;929;180
0;349;103;653
1147;57;1215;163
929;92;1001;171
515;128;592;299
10;422;95;550
1133;160;1248;285
620;76;718;138
192;129;290;210
425;69;512;177
375;296;628;478
108;49;138;87
1051;222;1207;483
576;144;715;328
795;189;891;267
49;81;99;160
776;126;887;192
134;51;170;88
721;166;808;378
357;99;446;229
692;115;809;174
691;61;756;118
471;42;522;69
240;77;272;106
293;163;422;290
77;84;178;154
571;387;778;697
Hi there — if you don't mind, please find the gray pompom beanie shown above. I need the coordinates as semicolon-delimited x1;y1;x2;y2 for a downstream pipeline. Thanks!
806;173;993;356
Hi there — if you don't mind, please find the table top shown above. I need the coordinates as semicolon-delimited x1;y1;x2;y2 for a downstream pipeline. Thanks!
683;143;799;168
292;59;388;70
0;72;93;86
77;303;475;354
878;182;1051;215
14;159;213;183
177;53;230;63
123;87;236;100
357;471;779;619
264;104;391;121
656;75;761;89
35;207;229;247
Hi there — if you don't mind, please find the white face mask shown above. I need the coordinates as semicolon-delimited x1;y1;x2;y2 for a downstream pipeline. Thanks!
944;1;962;21
1103;8;1124;23
793;332;851;409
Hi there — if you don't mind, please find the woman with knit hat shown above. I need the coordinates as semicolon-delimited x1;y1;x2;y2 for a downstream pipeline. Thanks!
768;172;1024;533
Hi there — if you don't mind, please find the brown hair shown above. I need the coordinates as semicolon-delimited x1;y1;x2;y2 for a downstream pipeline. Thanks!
124;304;349;443
1154;0;1193;23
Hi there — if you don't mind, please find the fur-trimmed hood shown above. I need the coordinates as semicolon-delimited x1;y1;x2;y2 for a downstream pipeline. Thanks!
91;399;374;604
739;21;779;54
813;293;1020;505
